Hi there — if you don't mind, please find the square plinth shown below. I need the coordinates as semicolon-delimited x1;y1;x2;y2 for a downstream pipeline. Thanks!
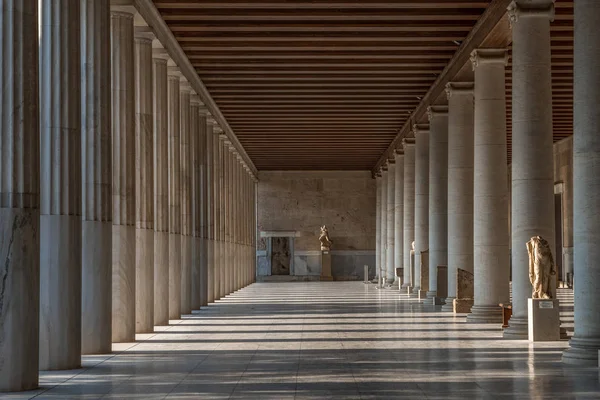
528;298;560;342
453;298;473;314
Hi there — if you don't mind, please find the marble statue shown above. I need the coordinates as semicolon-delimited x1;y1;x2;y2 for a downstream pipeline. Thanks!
319;225;333;251
527;235;556;299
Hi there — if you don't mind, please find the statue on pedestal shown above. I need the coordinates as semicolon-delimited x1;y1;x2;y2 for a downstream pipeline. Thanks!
319;225;332;251
527;235;556;299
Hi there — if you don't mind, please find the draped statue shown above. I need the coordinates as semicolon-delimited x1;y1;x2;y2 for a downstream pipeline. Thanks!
527;235;556;299
319;225;333;251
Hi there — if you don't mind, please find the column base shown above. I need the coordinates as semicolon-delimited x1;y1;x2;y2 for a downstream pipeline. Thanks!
562;337;600;366
502;315;529;340
466;305;503;324
441;297;455;312
409;286;420;298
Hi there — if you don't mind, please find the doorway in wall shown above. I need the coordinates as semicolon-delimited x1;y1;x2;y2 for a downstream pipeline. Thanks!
271;237;291;275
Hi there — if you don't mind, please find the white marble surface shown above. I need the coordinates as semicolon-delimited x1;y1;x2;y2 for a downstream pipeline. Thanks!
81;0;112;356
469;49;510;324
0;0;40;390
39;0;82;372
154;231;170;326
0;209;40;391
180;235;193;314
82;221;112;353
507;0;556;339
169;233;182;319
112;225;136;343
413;127;429;293
136;228;154;333
5;283;594;399
444;83;475;313
402;141;415;288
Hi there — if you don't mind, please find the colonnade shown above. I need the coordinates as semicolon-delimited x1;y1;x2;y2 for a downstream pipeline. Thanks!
374;0;600;366
0;0;257;392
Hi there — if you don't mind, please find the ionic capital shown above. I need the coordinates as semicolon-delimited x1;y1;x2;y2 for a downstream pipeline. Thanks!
445;82;474;99
426;105;449;122
507;1;555;28
470;48;509;71
402;137;415;149
412;124;430;137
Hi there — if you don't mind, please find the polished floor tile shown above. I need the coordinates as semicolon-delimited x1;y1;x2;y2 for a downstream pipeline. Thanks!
2;282;598;399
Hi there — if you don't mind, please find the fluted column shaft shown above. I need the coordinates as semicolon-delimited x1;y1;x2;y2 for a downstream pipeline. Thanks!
375;174;381;281
198;113;208;306
190;95;202;310
394;151;404;286
134;31;154;333
81;0;112;355
443;83;474;312
414;126;429;294
380;168;388;282
168;67;181;319
180;80;192;315
152;50;169;326
563;0;600;365
402;140;415;289
213;128;223;300
218;137;226;298
427;107;449;300
386;161;395;285
40;0;82;370
468;49;510;323
110;8;136;343
206;122;215;303
505;0;555;338
0;0;40;390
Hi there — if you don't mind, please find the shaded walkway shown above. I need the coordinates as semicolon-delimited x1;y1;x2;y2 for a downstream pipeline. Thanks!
6;282;599;399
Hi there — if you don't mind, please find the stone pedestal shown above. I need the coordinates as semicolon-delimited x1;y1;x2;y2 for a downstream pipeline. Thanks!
320;251;333;281
419;250;429;299
453;268;474;314
528;299;560;342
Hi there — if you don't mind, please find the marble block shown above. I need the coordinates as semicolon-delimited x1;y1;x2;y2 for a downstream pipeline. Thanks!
453;298;474;314
320;251;333;281
528;299;560;342
456;268;474;299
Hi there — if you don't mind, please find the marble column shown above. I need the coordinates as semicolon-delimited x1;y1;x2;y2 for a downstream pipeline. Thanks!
394;150;404;287
205;119;215;303
224;143;232;296
134;28;154;333
402;139;415;290
214;127;224;300
152;47;170;326
198;111;209;307
467;49;510;323
81;0;112;355
0;0;40;390
218;136;226;298
427;106;449;301
190;94;203;310
413;124;430;296
40;0;82;370
443;82;474;312
110;7;136;343
386;159;396;285
380;167;388;283
563;0;600;365
180;78;192;315
375;173;381;282
504;0;555;339
168;65;182;319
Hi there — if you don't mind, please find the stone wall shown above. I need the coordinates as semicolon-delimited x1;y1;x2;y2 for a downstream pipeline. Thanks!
256;171;376;280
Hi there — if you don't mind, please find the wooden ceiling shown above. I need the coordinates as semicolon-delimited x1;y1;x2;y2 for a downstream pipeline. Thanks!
154;0;573;171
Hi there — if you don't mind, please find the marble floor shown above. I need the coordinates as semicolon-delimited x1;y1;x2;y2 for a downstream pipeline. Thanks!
4;282;599;400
